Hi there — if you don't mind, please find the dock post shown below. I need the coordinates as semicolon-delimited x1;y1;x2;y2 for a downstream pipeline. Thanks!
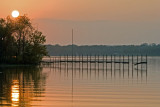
55;57;57;68
141;55;143;70
58;56;59;69
64;55;66;69
103;55;104;70
57;56;58;68
79;55;80;69
111;55;112;71
128;55;129;69
90;55;91;70
87;55;88;69
119;55;121;70
75;54;76;69
106;55;107;71
123;55;124;71
95;55;96;70
114;55;116;77
146;54;147;63
55;57;56;68
137;55;138;70
146;55;147;71
98;55;99;71
56;56;58;68
128;55;129;77
53;56;54;68
59;56;60;68
59;55;61;69
67;55;68;69
132;55;133;77
114;55;115;70
82;54;83;69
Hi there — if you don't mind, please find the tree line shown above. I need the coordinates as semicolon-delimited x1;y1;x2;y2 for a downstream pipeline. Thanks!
0;15;47;64
46;43;160;56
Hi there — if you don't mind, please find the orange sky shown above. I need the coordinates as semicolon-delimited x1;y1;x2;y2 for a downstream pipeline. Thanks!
1;0;160;45
1;0;160;21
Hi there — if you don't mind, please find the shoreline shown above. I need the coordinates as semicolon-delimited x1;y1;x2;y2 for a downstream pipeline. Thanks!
0;64;39;67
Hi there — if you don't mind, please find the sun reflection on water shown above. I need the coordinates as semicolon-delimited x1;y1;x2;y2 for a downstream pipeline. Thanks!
11;80;20;106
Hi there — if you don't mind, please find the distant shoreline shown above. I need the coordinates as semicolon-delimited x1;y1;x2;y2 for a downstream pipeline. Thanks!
46;43;160;56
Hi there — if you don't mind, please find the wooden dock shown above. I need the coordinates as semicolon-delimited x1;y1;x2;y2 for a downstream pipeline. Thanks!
41;55;147;70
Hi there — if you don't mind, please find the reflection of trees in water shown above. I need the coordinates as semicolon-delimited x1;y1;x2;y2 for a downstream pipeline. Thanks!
0;66;47;106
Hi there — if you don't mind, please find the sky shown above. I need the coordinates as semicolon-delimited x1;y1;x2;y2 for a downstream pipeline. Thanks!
1;0;160;45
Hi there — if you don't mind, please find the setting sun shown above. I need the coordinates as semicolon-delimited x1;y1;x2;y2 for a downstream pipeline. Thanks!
12;10;19;18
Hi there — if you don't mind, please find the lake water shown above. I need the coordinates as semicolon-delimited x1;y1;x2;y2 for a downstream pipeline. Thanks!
0;56;160;107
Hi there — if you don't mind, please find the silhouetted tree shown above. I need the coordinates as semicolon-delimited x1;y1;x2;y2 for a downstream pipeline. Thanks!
0;15;47;64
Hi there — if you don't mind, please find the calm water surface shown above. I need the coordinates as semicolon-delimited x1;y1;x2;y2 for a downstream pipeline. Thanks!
0;57;160;107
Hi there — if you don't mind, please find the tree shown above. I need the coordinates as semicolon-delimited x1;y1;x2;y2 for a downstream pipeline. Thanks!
24;30;47;64
0;15;47;64
0;17;16;63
